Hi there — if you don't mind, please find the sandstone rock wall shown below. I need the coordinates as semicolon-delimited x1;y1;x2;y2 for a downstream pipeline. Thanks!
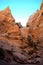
0;2;43;65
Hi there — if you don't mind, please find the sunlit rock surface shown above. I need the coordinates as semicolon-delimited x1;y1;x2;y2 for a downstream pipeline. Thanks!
27;2;43;47
0;2;43;65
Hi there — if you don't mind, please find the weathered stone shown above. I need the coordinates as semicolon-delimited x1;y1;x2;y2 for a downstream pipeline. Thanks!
27;2;43;46
0;1;43;65
20;27;29;38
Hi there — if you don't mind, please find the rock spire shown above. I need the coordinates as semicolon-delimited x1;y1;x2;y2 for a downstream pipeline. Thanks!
40;0;43;10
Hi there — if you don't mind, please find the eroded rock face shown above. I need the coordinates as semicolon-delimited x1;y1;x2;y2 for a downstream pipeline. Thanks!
0;2;43;65
0;7;22;47
0;7;21;36
0;7;15;33
26;2;43;47
20;27;29;38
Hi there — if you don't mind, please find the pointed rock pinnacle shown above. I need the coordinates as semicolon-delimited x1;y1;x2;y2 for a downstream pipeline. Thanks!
40;0;43;10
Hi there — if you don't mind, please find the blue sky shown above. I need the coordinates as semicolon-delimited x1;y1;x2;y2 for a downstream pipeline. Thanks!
0;0;42;26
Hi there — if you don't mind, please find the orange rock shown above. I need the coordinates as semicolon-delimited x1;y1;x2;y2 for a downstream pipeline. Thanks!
20;27;29;38
7;24;21;36
27;2;43;43
0;7;15;33
0;7;22;48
